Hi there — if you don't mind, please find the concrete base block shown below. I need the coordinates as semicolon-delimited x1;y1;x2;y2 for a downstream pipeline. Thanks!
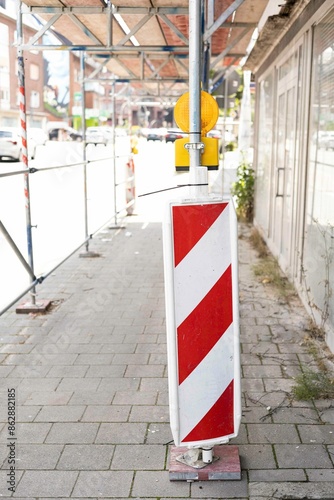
169;445;241;481
16;299;51;314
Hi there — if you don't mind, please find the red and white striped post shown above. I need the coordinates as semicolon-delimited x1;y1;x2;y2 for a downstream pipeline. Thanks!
163;199;241;479
15;0;50;313
162;0;241;481
16;0;35;306
126;157;136;215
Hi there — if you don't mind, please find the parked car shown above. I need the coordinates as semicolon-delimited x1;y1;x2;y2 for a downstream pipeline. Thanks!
0;127;45;161
85;126;108;145
207;129;222;140
165;129;186;143
147;129;163;142
0;127;22;161
48;125;82;142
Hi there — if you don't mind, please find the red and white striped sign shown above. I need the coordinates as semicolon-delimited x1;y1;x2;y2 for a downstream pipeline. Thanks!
163;199;241;447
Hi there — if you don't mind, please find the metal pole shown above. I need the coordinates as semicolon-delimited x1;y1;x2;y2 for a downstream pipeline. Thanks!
189;0;208;199
189;0;212;465
79;52;98;258
107;0;112;48
222;71;229;194
112;82;118;226
16;0;36;305
81;52;89;253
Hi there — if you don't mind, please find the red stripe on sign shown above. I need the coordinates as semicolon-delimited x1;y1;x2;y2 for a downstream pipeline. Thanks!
177;265;233;385
172;203;228;267
182;380;234;442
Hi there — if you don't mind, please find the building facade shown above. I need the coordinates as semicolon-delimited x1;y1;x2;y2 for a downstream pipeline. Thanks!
248;0;334;351
0;7;47;128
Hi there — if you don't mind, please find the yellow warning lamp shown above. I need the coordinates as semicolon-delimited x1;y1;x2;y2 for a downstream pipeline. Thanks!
174;90;219;171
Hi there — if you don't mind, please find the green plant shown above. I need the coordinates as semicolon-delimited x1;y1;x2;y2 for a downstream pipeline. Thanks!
225;141;236;152
249;227;269;258
253;256;295;299
292;368;334;400
231;160;255;222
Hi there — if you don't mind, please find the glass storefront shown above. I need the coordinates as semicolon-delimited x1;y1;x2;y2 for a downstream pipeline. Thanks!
304;8;334;329
254;5;334;342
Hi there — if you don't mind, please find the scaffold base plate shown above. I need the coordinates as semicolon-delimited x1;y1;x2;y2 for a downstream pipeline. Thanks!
16;299;51;314
169;445;241;481
79;251;100;258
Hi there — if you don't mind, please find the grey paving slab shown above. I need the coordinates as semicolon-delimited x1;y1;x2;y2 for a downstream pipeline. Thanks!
307;468;334;481
190;471;248;498
238;444;277;469
14;470;78;497
84;365;126;378
74;354;114;365
298;424;334;444
139;378;168;392
16;406;42;422
0;344;34;354
3;353;78;365
110;444;166;470
45;423;99;444
61;344;103;354
68;391;114;406
271;406;320;424
145;423;173;445
34;405;86;422
135;343;167;354
18;378;61;392
0;423;52;443
72;470;133;497
249;481;334;499
57;444;114;470
132;471;190;497
249;468;307;481
275;444;333;468
247;423;300;444
24;391;73;406
124;364;165;378
99;343;136;354
47;365;89;378
112;390;157;405
97;378;140;393
56;378;101;392
95;423;148;444
129;405;169;423
82;405;130;422
7;366;51;378
13;444;63;469
0;366;14;377
0;470;24;496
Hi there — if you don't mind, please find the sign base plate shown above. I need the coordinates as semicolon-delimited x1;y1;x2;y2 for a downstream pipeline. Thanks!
169;445;241;481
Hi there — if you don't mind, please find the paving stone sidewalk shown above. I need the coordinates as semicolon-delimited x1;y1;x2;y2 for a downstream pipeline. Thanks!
0;218;333;500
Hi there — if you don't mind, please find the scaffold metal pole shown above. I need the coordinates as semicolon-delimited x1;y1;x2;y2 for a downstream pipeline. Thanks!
16;0;35;305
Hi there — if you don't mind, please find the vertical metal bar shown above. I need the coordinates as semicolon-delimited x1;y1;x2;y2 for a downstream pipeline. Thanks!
16;0;36;304
189;0;207;198
81;52;90;253
222;71;229;192
202;0;212;92
189;0;202;168
112;83;118;226
107;0;113;48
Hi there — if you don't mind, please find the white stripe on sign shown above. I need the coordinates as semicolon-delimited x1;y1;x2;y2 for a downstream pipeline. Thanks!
178;323;234;441
174;205;231;327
